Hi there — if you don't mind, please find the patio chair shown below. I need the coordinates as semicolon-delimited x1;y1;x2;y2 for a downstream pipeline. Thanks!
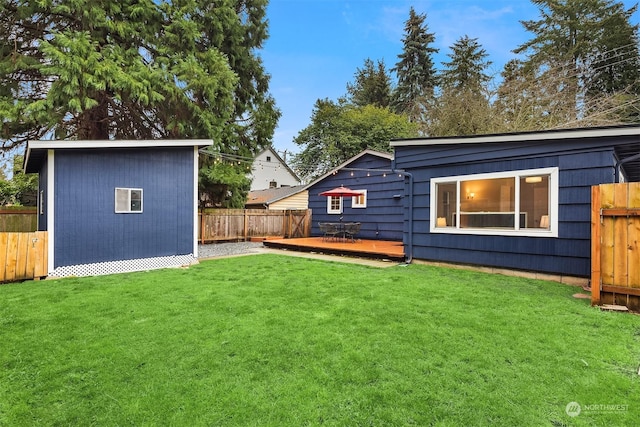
343;222;361;242
319;222;340;241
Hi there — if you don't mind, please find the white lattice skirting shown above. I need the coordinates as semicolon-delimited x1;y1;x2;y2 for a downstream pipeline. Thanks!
49;254;198;278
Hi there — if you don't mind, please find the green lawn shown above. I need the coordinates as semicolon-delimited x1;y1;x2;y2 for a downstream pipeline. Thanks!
1;254;639;426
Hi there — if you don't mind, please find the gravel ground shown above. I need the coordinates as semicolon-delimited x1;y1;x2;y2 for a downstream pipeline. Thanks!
198;241;265;259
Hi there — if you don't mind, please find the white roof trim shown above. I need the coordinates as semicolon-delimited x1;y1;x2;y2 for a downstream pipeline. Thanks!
302;149;394;190
24;139;213;173
390;126;640;147
27;139;213;149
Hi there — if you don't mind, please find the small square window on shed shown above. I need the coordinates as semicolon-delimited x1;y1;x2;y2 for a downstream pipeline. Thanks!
115;188;143;213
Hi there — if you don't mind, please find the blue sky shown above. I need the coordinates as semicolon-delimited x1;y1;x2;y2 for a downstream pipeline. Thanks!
261;0;640;158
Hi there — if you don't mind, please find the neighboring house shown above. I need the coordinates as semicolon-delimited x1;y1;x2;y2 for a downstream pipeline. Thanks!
249;147;300;191
24;139;210;277
306;149;405;241
246;185;308;210
390;125;640;278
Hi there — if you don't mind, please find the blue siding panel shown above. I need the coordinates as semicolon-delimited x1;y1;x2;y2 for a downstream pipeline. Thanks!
308;153;404;241
395;140;620;277
53;147;194;267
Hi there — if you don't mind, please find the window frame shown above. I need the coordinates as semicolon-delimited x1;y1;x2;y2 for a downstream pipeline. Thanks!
326;195;343;214
430;167;559;237
352;189;367;208
115;187;144;214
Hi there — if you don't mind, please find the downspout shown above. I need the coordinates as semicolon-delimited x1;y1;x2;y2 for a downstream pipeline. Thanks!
615;152;640;183
392;162;413;263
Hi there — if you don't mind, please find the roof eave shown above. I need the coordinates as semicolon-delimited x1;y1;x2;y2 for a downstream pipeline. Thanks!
390;125;640;147
24;139;213;173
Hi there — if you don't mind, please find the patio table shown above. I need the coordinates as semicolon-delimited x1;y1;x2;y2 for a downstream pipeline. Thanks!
320;222;361;242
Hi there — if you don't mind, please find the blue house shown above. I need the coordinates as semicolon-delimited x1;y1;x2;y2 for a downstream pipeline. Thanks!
306;150;405;241
391;125;640;278
24;139;211;277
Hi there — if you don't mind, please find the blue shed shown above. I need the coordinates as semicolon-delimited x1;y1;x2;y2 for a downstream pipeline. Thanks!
305;150;405;241
391;125;640;279
24;139;211;277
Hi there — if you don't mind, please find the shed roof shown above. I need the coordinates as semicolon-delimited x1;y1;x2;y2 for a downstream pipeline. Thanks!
24;139;212;173
246;185;307;207
391;125;640;182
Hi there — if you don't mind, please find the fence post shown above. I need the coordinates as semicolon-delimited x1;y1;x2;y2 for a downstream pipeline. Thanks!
591;185;601;306
200;211;205;245
243;210;248;241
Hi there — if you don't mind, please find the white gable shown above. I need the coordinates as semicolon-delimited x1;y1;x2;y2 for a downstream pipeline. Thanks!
249;148;300;191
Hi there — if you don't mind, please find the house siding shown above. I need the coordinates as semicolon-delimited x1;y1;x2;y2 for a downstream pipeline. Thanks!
308;153;404;241
53;147;194;267
270;191;309;210
395;140;619;277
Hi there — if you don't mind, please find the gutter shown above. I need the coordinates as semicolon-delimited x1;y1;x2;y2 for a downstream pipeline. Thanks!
391;162;414;264
615;152;640;183
336;165;414;264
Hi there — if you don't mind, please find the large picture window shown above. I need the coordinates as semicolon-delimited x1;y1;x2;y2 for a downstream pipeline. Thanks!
431;167;558;237
115;188;143;213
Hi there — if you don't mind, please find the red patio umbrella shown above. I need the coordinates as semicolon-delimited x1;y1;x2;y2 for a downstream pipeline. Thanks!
319;186;364;197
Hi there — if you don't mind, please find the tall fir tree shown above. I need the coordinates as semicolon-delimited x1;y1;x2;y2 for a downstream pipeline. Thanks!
431;35;494;136
391;7;438;123
346;58;392;108
514;0;640;124
439;35;492;94
0;0;279;207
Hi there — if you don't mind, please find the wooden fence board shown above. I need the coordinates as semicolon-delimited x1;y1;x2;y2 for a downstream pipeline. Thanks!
199;209;311;243
592;183;640;311
15;233;28;280
630;183;640;290
613;184;628;287
0;209;37;232
0;232;7;282
0;231;48;283
34;232;47;278
4;233;19;281
591;186;601;305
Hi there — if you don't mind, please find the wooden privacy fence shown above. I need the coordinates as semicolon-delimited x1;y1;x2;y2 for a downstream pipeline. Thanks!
591;183;640;311
1;231;48;283
0;208;37;232
199;209;311;243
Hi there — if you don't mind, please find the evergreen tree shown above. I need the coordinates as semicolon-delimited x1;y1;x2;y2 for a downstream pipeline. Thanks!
493;59;566;131
431;35;493;136
440;35;492;94
391;7;438;123
346;58;392;108
0;0;279;208
514;0;640;124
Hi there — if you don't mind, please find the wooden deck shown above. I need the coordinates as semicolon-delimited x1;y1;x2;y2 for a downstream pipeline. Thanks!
263;237;405;261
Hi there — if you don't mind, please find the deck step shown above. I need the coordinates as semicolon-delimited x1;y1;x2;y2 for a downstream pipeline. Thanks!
600;304;629;312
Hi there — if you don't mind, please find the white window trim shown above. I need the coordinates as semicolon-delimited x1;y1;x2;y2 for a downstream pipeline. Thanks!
352;189;367;208
430;167;559;238
327;196;343;214
115;187;144;213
